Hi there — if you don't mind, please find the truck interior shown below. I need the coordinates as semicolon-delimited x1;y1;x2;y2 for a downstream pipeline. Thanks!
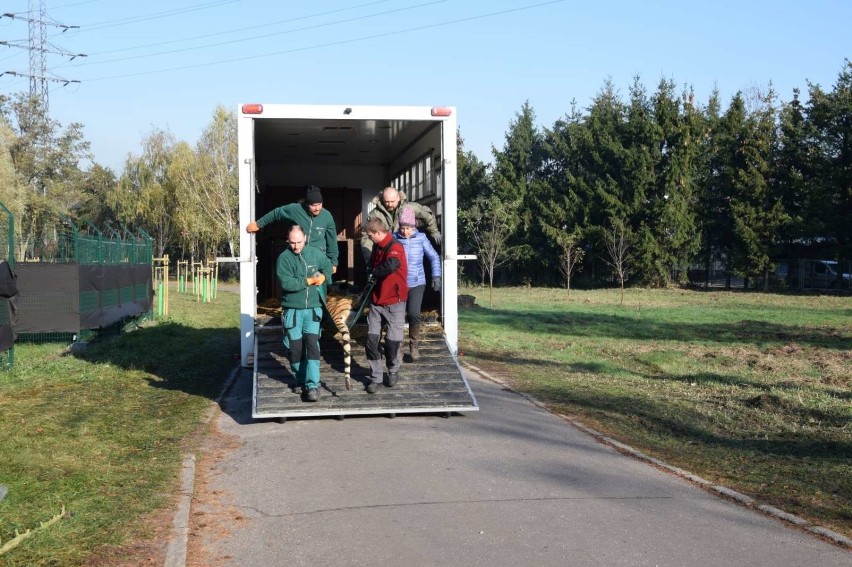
251;116;446;315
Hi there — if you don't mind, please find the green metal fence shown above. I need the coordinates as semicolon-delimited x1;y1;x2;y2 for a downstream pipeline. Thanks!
21;216;153;266
14;215;154;345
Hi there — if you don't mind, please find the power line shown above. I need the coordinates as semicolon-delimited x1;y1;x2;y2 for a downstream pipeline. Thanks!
83;0;394;57
83;0;568;83
75;0;446;67
48;0;101;10
81;0;239;31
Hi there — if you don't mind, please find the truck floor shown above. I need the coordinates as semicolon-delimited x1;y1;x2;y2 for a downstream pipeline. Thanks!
252;323;478;420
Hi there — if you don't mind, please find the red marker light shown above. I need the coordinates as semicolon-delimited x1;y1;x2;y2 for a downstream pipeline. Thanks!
242;104;263;114
431;107;452;117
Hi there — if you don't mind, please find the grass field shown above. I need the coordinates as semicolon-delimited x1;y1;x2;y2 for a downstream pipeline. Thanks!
1;284;849;563
0;289;239;566
458;286;852;538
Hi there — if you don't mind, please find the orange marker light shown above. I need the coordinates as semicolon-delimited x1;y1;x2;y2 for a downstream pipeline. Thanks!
241;104;264;114
431;107;452;117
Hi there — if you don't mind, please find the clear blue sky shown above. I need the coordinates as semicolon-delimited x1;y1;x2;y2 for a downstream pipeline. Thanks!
1;0;850;173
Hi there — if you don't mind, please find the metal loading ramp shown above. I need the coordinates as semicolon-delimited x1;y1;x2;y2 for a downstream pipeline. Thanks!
252;323;479;420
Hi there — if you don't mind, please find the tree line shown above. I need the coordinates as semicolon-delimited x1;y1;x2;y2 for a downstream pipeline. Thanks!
0;95;237;264
458;60;852;291
1;59;849;288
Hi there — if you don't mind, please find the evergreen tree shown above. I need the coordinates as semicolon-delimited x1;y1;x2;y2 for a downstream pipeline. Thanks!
622;77;662;285
651;82;701;285
775;89;816;247
705;91;747;287
539;102;589;284
727;88;788;289
491;101;546;282
806;59;852;258
581;80;629;280
695;88;725;285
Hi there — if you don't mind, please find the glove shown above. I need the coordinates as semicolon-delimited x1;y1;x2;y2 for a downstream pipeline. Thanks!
431;231;443;245
307;273;326;286
246;221;259;233
431;279;441;292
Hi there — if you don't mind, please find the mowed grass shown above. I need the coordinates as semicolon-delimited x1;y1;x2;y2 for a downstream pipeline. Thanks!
458;287;852;537
0;288;240;566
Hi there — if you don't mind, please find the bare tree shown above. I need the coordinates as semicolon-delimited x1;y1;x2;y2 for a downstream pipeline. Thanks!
542;223;584;296
558;231;584;296
460;196;526;307
602;220;632;305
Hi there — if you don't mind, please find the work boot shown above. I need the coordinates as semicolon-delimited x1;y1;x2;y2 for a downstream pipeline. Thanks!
366;380;381;394
409;324;421;362
387;371;399;387
304;388;320;402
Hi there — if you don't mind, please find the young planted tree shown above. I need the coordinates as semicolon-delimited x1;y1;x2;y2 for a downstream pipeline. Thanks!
460;196;526;307
457;131;492;283
541;224;584;294
603;219;632;305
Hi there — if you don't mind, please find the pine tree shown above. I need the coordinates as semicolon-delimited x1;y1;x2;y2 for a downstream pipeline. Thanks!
806;59;852;258
491;101;546;282
539;101;589;285
775;90;815;248
727;87;788;289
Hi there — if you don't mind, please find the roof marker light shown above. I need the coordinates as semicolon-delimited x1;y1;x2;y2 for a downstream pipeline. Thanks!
431;107;452;117
241;104;263;114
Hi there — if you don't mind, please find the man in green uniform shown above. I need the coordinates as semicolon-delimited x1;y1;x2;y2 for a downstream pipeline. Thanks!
247;185;339;274
276;225;332;402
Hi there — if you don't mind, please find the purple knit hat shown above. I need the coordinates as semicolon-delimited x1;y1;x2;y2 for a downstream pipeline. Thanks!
399;206;416;227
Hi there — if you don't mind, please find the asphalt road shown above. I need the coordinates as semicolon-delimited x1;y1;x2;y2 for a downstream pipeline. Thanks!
186;366;850;566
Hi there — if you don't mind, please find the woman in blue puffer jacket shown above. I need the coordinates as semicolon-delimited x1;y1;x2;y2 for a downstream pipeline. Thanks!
394;206;442;362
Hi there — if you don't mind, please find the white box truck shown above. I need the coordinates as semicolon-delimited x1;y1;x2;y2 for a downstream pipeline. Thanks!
237;103;477;420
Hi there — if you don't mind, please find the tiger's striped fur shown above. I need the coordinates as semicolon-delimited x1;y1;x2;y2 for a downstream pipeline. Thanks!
323;290;359;390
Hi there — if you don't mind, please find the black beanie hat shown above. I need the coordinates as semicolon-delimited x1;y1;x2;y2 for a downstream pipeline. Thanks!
305;185;323;204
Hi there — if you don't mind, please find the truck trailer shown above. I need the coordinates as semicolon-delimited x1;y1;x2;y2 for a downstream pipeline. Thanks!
237;103;478;420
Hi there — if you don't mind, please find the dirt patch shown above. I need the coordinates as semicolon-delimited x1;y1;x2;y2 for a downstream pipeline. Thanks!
84;514;170;566
184;416;244;567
